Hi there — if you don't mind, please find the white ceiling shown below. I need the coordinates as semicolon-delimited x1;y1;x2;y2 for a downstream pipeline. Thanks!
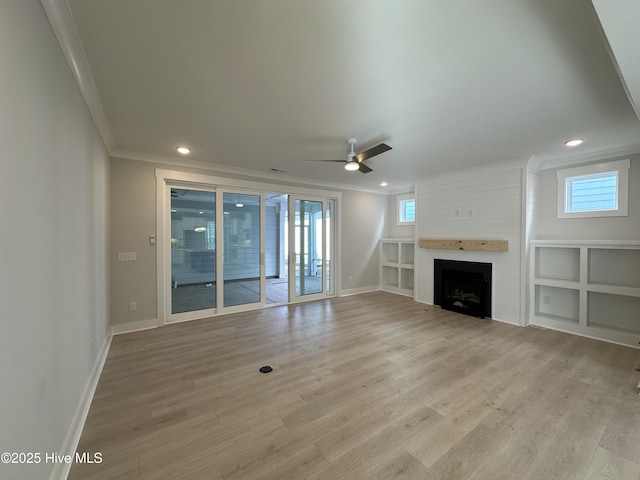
51;0;640;192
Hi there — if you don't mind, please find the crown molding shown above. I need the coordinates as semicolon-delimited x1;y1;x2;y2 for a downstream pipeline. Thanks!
111;148;399;195
40;0;116;153
530;143;640;170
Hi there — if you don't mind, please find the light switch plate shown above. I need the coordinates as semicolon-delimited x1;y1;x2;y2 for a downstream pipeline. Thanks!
118;252;136;262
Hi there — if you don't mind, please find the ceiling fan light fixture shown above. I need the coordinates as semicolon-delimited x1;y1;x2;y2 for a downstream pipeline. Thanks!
304;137;391;174
344;160;360;171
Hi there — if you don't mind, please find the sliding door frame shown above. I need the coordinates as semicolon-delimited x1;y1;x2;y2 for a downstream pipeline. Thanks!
155;169;342;326
288;195;335;303
163;182;219;324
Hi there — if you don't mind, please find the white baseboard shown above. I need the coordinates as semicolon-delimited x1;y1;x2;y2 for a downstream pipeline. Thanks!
490;316;521;327
339;285;381;297
111;318;158;335
50;335;111;480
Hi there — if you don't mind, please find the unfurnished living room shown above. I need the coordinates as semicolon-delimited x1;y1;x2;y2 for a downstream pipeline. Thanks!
2;1;640;479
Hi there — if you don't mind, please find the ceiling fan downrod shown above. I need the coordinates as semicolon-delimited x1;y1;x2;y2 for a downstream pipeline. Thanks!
344;138;359;171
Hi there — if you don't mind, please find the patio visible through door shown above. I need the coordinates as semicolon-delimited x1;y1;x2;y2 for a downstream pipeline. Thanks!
159;174;337;323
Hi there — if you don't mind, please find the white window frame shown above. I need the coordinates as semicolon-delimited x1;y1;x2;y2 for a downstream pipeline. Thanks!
397;193;415;225
557;159;630;219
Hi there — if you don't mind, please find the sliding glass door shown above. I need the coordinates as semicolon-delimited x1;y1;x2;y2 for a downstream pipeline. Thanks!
221;191;263;309
170;188;216;316
265;193;289;304
161;178;336;323
290;196;334;301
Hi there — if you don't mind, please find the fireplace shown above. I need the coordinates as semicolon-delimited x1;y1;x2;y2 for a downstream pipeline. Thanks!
434;259;492;318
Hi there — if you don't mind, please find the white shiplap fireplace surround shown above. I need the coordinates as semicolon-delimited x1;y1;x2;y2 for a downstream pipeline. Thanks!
414;160;528;327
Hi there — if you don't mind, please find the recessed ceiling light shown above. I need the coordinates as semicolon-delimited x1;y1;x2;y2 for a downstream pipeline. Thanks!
235;203;244;208
176;146;191;154
564;139;583;147
198;211;204;214
380;181;388;187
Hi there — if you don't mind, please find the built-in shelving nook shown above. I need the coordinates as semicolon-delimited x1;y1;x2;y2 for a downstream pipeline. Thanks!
530;240;640;347
380;239;415;297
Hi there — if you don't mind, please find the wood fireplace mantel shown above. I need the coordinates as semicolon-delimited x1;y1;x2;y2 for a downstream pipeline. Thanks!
419;238;508;252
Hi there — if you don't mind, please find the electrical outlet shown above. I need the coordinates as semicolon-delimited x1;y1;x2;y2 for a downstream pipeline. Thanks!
90;340;94;354
348;276;353;284
129;301;137;311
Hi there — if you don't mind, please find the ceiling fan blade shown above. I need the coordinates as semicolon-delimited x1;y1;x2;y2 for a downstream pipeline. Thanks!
358;162;373;174
355;143;392;163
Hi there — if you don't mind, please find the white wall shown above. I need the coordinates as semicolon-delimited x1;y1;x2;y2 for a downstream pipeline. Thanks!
532;155;640;240
340;189;387;293
0;1;110;479
110;158;157;327
414;161;526;325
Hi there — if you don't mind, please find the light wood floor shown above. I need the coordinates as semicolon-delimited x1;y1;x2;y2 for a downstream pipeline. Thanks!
70;292;640;480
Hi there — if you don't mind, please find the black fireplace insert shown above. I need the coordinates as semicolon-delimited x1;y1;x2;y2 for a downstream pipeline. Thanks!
434;259;492;318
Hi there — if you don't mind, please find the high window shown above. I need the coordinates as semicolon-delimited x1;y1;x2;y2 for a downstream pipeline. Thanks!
398;194;415;224
557;159;630;218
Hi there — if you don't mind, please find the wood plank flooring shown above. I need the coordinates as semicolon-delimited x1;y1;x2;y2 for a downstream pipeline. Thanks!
69;292;640;480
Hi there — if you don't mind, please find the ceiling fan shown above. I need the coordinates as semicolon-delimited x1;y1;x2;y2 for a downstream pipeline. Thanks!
304;138;392;173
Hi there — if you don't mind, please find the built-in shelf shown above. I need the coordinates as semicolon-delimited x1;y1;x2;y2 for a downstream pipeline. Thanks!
534;285;580;324
535;246;580;282
380;239;414;297
530;240;640;347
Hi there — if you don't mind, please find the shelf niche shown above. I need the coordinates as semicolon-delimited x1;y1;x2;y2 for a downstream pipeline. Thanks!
535;247;580;282
588;291;640;334
588;248;640;288
530;241;640;347
380;239;414;297
535;285;579;324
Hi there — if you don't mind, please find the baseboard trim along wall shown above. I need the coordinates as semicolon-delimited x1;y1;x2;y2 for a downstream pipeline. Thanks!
340;285;381;297
111;318;159;336
50;335;112;480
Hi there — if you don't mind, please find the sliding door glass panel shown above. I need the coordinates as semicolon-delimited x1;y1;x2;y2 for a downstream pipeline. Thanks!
325;201;332;294
223;193;261;307
295;199;323;296
265;193;288;304
170;188;216;314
